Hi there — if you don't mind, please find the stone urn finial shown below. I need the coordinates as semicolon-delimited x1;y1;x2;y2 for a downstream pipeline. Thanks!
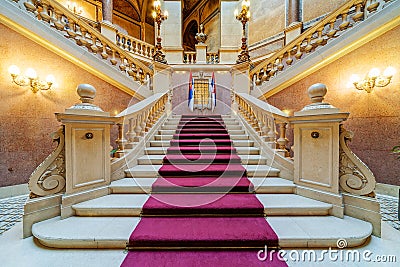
296;83;339;114
307;83;327;104
77;84;96;104
65;84;107;115
195;24;207;44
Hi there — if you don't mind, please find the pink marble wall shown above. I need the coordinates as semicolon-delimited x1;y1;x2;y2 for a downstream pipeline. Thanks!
0;24;136;187
267;26;400;186
171;71;232;115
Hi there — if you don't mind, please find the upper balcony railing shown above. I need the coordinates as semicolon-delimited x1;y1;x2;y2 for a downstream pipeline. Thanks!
116;31;155;62
12;0;153;84
250;0;397;85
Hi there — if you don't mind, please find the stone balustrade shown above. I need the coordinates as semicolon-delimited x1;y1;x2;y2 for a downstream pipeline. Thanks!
113;92;169;158
234;92;290;157
206;52;220;64
12;0;153;84
116;31;155;61
183;51;196;64
250;0;396;85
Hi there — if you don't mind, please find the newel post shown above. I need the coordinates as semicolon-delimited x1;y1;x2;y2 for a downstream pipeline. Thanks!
291;83;349;217
56;84;116;218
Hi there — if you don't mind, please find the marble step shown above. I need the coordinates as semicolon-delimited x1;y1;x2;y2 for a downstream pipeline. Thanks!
125;162;275;178
149;140;254;147
154;134;249;141
161;124;242;131
165;120;239;126
110;177;295;194
137;154;267;165
71;193;331;217
144;146;259;155
158;129;246;136
32;216;372;249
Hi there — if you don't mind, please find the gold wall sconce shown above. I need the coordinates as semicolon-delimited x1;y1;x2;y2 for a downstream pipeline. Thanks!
8;65;55;93
152;0;168;63
234;0;251;63
66;1;83;15
350;67;396;93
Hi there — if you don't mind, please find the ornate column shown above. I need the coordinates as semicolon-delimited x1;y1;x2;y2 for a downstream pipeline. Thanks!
100;0;117;41
285;0;302;44
102;0;113;22
287;0;300;26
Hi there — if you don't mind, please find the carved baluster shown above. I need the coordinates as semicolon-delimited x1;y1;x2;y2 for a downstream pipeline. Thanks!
79;28;89;47
277;56;284;71
261;114;269;138
327;21;337;38
339;12;350;30
39;2;51;23
295;44;303;59
119;56;127;71
315;27;326;46
101;44;109;59
304;35;313;53
141;110;148;134
126;118;136;143
90;36;99;53
367;0;380;13
24;0;38;13
352;0;365;22
277;122;289;156
110;49;118;65
52;10;66;31
257;111;265;136
286;50;294;65
134;114;143;142
65;19;77;38
114;123;127;158
267;117;277;143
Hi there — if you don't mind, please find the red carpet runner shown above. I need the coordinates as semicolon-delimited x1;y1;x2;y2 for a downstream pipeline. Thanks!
121;115;286;266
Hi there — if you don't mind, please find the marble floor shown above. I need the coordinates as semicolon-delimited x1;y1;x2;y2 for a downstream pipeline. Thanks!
0;193;399;266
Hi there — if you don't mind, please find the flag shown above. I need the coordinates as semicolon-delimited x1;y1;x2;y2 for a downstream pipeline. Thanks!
210;72;216;111
188;71;195;112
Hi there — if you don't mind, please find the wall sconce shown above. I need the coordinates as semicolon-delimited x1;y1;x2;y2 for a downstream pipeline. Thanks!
152;0;168;64
234;0;251;63
8;65;55;93
350;67;396;93
66;1;83;15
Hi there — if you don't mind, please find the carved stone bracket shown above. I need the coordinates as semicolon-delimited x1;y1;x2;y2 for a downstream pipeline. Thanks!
339;124;376;196
28;127;66;198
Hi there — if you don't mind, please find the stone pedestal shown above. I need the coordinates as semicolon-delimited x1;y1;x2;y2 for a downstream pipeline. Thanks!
284;21;302;44
153;62;172;94
292;83;349;217
231;62;251;94
100;20;117;42
56;84;116;217
195;43;207;64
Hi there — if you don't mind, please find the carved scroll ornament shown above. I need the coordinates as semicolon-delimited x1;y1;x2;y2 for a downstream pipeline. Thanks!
339;125;376;196
28;127;66;198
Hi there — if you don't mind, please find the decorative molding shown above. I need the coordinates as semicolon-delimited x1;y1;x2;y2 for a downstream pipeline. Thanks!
28;127;66;198
339;125;376;196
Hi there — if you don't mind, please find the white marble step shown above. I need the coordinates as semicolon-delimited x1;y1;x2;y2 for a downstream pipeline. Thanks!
250;178;295;193
158;129;246;135
32;216;372;249
72;194;150;216
124;162;275;178
144;146;259;155
164;120;239;126
149;140;254;147
125;165;162;178
110;177;294;194
137;154;267;165
32;217;139;248
154;134;249;141
71;193;330;217
246;165;280;177
161;124;242;131
257;194;332;215
110;178;157;193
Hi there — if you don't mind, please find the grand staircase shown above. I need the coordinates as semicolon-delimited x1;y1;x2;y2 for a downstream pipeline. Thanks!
32;114;373;254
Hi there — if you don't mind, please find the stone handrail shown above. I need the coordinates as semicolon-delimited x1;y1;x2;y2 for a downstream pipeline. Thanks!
339;125;376;196
234;92;290;156
250;0;395;84
116;31;155;61
113;92;169;158
28;127;66;198
16;0;153;84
